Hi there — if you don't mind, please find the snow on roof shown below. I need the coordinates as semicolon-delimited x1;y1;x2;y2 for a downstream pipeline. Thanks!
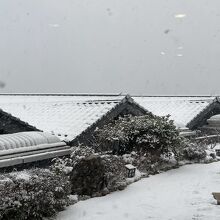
208;114;220;120
0;94;126;141
133;96;216;128
0;94;215;140
0;131;60;151
214;144;220;150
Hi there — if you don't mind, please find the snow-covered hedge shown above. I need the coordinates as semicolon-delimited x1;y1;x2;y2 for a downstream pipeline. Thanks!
51;145;95;175
95;114;182;157
70;155;105;196
0;169;71;220
183;142;207;161
52;146;127;196
122;151;178;174
71;144;95;165
101;154;127;192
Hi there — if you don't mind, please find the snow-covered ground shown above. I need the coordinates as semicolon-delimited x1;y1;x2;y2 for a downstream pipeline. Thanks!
57;162;220;220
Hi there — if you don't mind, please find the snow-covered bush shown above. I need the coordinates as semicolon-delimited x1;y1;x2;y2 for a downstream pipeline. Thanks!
205;147;217;160
51;144;128;196
70;155;105;196
68;153;127;196
51;144;95;175
0;169;71;220
71;144;95;166
95;114;182;157
121;151;177;174
122;152;137;164
101;154;127;192
51;157;73;175
183;142;207;161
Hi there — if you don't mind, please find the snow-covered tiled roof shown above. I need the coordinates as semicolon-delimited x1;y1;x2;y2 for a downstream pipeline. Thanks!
0;131;70;168
0;94;126;141
133;96;216;128
0;131;60;151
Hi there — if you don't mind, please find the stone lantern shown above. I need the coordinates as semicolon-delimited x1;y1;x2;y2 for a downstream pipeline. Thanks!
125;164;136;178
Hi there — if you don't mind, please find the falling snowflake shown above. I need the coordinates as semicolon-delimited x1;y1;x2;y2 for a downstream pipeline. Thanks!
48;24;60;28
174;14;186;19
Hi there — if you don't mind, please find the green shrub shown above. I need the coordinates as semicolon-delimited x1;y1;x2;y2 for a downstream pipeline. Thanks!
0;169;71;220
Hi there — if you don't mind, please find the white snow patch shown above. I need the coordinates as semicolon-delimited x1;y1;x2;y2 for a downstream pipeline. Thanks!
14;172;31;181
56;162;220;220
68;195;79;205
213;144;220;150
125;164;136;170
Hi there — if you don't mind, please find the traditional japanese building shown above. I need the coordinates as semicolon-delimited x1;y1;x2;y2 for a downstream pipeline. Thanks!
0;94;148;145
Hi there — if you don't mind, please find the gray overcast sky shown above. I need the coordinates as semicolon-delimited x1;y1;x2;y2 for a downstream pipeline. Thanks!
0;0;220;95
